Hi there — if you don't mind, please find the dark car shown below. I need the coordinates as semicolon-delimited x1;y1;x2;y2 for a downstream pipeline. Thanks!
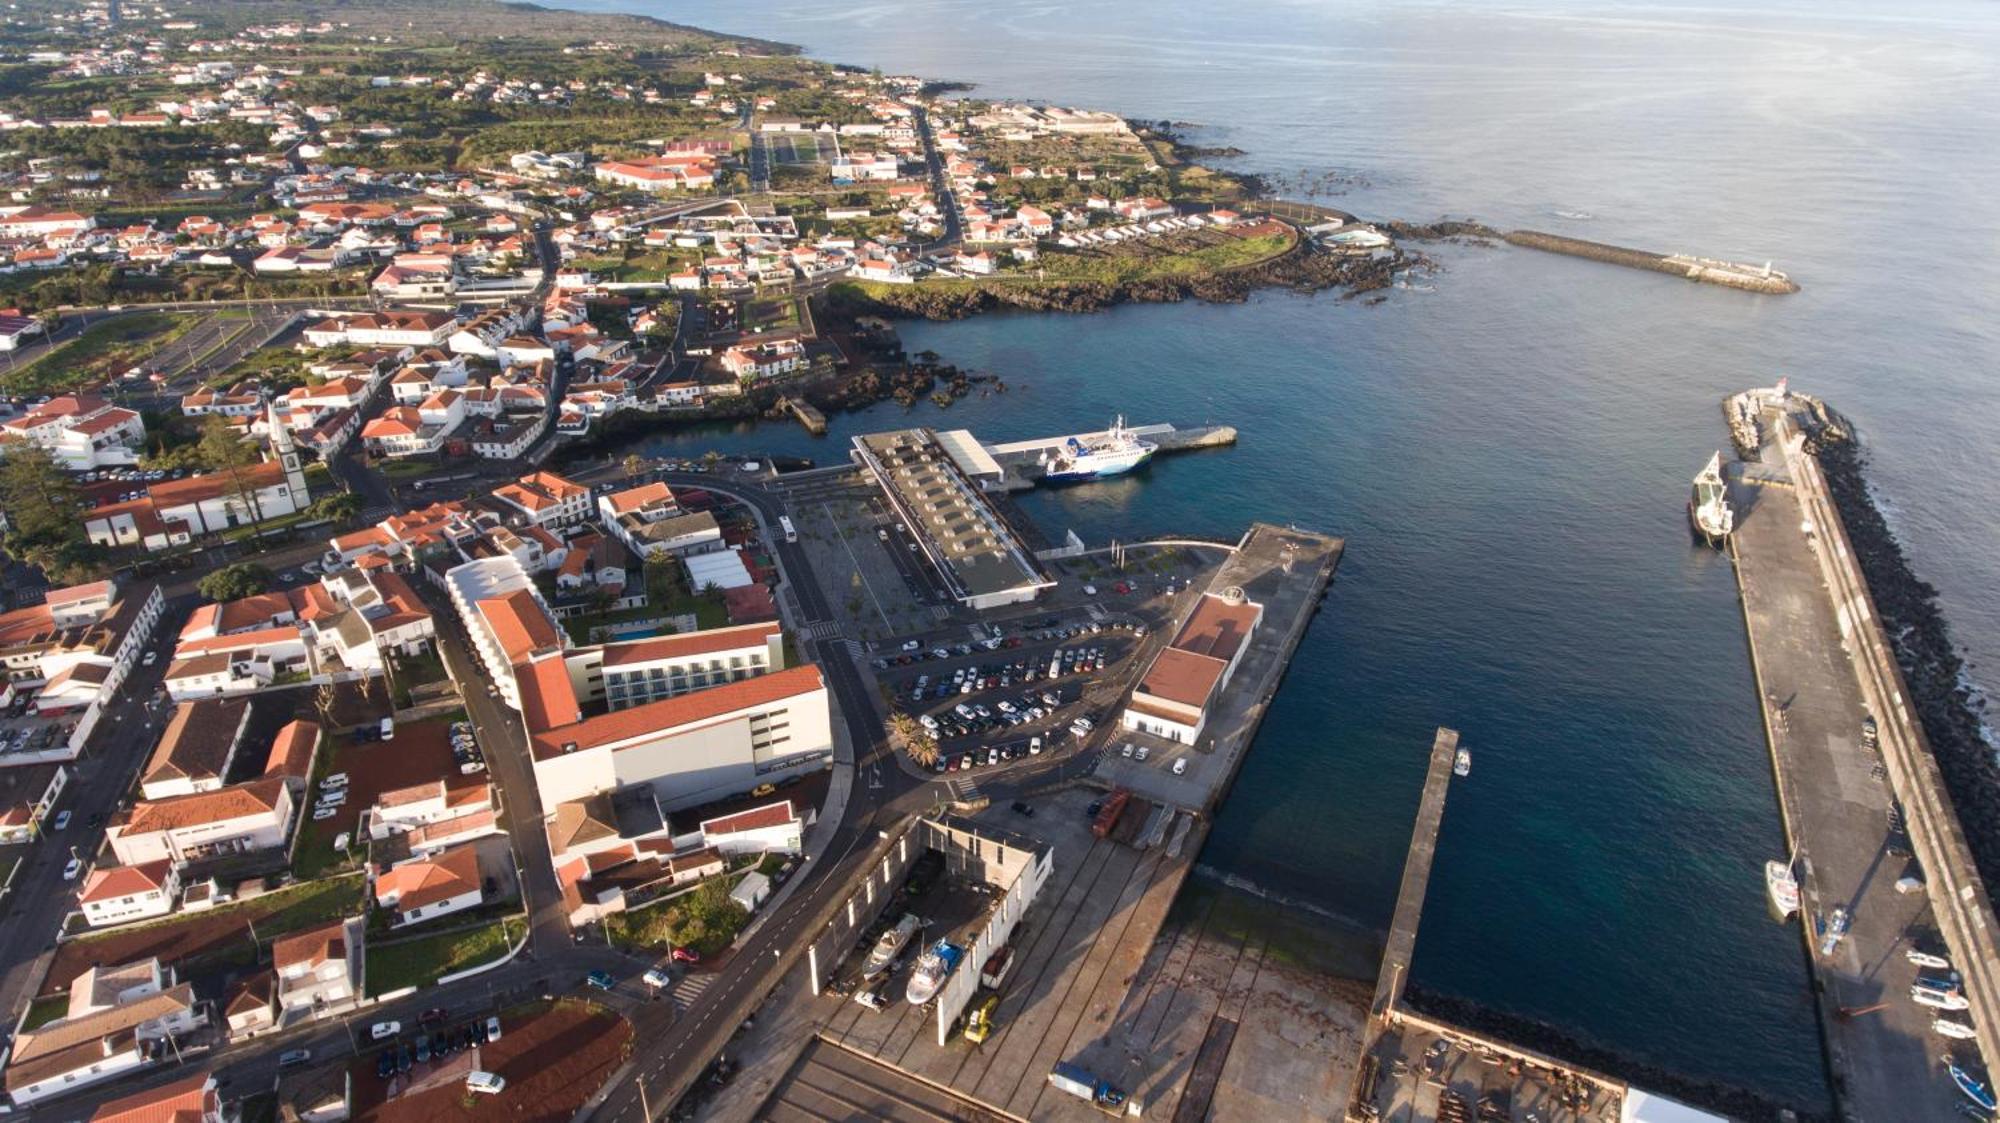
376;1051;396;1080
1011;801;1035;817
586;969;616;991
418;1006;448;1026
397;1046;413;1074
414;1034;431;1063
461;1025;478;1049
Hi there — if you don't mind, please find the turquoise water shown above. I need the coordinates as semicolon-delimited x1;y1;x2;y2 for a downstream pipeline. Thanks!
554;0;2000;1106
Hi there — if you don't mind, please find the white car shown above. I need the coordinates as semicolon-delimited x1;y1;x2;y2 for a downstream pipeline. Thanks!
62;858;82;880
1173;758;1188;776
643;967;674;989
466;1071;506;1095
1135;745;1150;762
312;807;337;821
1028;736;1043;755
142;651;158;666
370;1021;400;1040
486;1016;503;1041
51;810;71;831
323;773;349;789
901;640;921;652
1121;743;1134;759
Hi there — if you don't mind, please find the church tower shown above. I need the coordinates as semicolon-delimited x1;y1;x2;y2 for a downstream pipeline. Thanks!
267;398;309;502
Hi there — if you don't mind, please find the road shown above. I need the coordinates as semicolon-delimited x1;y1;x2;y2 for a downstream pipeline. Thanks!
911;106;962;249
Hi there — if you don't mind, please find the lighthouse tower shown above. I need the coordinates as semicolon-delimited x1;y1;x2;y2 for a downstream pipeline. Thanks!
267;398;309;502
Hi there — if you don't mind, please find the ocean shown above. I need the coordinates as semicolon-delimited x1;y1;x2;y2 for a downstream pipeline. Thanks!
552;0;2000;1106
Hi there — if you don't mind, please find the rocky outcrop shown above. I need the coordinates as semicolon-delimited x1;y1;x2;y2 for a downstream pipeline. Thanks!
1403;986;1828;1123
1809;426;2000;903
828;240;1418;323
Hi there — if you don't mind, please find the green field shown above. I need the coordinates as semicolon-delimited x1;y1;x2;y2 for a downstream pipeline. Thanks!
366;916;524;995
1;311;195;395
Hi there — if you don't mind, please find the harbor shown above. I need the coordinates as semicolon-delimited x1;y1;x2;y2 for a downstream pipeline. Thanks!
710;523;1350;1121
1720;385;2000;1120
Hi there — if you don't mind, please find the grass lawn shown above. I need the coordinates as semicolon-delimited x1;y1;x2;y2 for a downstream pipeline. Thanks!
23;992;69;1030
1;311;196;395
605;876;748;957
45;873;366;992
366;916;524;995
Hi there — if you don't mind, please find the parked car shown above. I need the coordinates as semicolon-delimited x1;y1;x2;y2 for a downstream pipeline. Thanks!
141;651;158;666
853;986;888;1011
278;1049;313;1069
486;1016;503;1042
414;1035;431;1063
1011;801;1035;817
466;1071;506;1095
418;1007;448;1026
370;1021;400;1041
61;858;81;880
671;946;700;964
1173;758;1188;776
323;773;349;789
51;810;70;831
376;1051;396;1080
643;967;674;989
586;969;616;991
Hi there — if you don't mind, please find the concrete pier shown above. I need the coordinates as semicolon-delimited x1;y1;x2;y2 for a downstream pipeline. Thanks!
977;421;1238;490
1503;230;1799;294
1726;387;1997;1120
1369;728;1460;1024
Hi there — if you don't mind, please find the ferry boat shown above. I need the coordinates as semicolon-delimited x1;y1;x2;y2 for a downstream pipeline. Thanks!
863;914;923;980
1935;1019;1979;1041
1041;417;1157;482
905;939;964;1005
1765;860;1800;920
1952;1061;1998;1112
1689;451;1735;545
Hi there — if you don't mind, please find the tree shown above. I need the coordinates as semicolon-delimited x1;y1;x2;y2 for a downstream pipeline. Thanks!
307;492;364;522
198;415;266;532
0;444;100;582
621;453;646;478
198;562;273;602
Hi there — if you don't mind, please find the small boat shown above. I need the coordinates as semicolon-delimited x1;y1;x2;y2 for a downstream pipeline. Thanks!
1765;860;1800;920
1689;451;1735;545
1453;748;1471;777
1818;907;1849;956
904;939;964;1006
1915;988;1971;1011
1952;1062;1999;1112
1916;972;1964;995
1909;949;1954;971
863;914;922;980
1936;1019;1979;1041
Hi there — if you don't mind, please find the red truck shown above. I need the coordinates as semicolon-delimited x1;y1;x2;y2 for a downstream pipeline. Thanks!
1092;790;1130;839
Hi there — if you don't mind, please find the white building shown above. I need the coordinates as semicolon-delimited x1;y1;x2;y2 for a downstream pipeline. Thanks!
445;555;565;711
107;778;296;867
78;860;182;928
372;842;483;928
273;917;363;1023
3;981;203;1105
1120;588;1263;744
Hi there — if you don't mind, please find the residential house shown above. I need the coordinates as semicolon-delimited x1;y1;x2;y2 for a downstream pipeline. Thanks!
371;843;483;928
273;917;363;1023
78;860;182;928
107;778;296;866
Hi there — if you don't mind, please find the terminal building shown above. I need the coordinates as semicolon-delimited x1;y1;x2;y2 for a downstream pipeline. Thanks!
852;428;1054;611
1121;586;1262;745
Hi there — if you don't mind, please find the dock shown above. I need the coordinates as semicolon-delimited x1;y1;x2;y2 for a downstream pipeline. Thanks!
1725;386;1999;1119
1369;728;1460;1024
962;421;1238;491
1502;230;1799;294
723;524;1349;1123
777;395;828;435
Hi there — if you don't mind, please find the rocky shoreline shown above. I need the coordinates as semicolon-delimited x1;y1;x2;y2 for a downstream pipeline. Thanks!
825;236;1426;322
1403;986;1827;1122
1804;423;2000;902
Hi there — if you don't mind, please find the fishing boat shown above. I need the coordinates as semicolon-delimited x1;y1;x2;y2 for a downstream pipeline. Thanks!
1909;949;1954;971
904;939;964;1005
1916;972;1964;995
1453;748;1471;777
1040;417;1157;483
1765;860;1800;920
1951;1061;1998;1112
1936;1019;1979;1041
863;914;922;980
1689;451;1735;545
1914;988;1971;1011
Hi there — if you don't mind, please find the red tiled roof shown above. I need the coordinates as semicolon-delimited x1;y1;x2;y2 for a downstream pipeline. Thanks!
699;800;795;837
477;589;560;661
272;919;345;971
529;664;824;759
89;1070;214;1123
597;621;779;668
79;859;172;904
123;778;286;834
375;844;480;912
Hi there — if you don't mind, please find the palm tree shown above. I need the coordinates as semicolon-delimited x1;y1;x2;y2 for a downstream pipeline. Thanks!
904;733;940;769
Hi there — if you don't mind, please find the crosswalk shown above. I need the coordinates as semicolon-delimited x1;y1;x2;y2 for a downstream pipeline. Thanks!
669;971;713;1012
802;621;844;641
947;776;983;802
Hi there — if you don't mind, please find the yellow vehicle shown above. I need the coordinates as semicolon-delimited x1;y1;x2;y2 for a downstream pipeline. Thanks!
751;782;777;798
962;995;1000;1044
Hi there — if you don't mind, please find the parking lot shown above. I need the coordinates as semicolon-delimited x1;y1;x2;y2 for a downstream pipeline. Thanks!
872;622;1144;775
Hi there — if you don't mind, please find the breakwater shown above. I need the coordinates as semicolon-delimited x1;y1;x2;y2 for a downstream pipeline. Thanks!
1503;230;1799;294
